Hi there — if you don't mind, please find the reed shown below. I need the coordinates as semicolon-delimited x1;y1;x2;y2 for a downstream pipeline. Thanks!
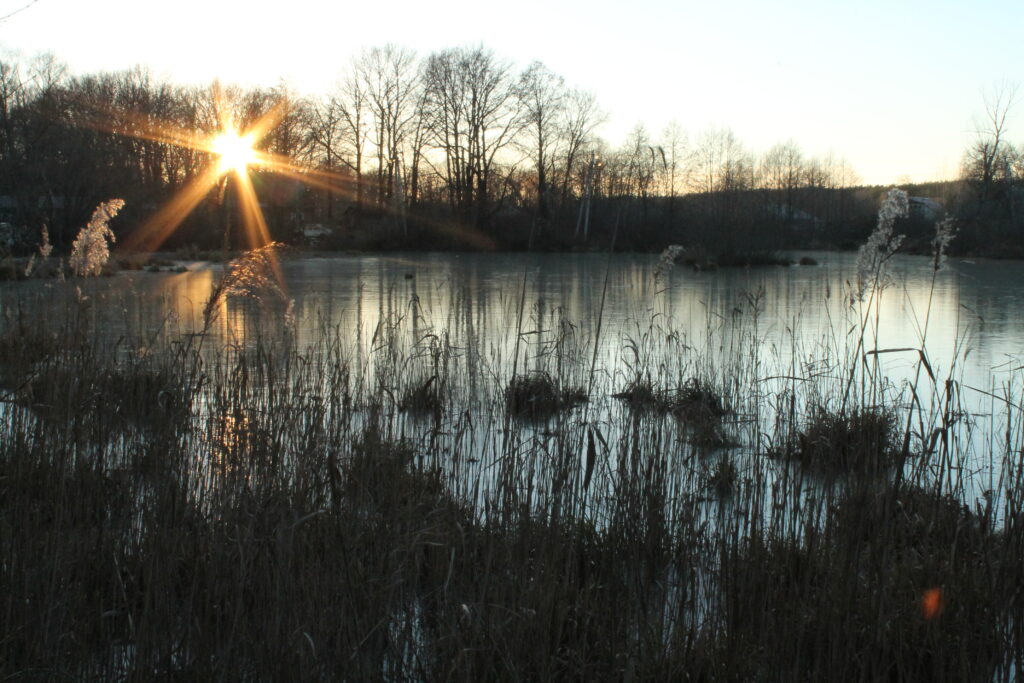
1;228;1021;680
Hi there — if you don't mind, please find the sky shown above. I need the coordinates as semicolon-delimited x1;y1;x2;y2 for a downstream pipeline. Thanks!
0;0;1021;186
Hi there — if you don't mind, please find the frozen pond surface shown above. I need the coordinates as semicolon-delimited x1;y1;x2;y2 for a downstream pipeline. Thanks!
3;251;1023;512
14;250;1022;382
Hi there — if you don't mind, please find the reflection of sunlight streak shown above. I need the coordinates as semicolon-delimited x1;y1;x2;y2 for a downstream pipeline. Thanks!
921;587;943;619
123;165;224;252
211;409;255;475
166;268;215;328
225;299;247;345
166;267;245;341
158;267;251;344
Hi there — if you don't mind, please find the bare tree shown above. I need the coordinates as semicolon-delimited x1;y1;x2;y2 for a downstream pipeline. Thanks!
659;120;688;220
358;45;418;211
622;124;658;222
760;140;804;220
265;85;314;163
516;61;565;225
687;127;758;252
0;58;28;223
309;94;346;219
963;83;1019;207
691;127;752;195
333;69;370;216
404;79;429;207
422;46;522;230
558;88;605;207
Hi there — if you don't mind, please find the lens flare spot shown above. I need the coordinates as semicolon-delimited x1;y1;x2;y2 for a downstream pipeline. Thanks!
921;587;943;619
212;130;256;175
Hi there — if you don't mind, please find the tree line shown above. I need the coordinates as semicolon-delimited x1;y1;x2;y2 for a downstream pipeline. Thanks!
955;85;1024;256
0;46;1018;256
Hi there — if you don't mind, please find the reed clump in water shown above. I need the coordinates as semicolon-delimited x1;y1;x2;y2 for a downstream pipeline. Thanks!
611;376;662;410
791;405;900;472
672;376;728;427
613;375;728;430
505;371;587;419
707;457;738;498
399;375;444;416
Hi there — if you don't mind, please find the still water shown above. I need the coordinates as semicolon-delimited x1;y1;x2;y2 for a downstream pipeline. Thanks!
3;251;1023;507
139;251;1024;396
72;252;1006;346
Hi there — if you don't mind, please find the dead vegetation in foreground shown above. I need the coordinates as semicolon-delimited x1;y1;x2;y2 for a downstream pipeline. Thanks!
1;280;1023;682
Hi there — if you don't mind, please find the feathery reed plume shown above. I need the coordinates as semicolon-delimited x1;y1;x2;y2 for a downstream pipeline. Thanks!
201;242;290;332
855;188;907;301
931;216;956;271
69;199;125;277
38;225;52;260
655;244;685;281
22;225;53;278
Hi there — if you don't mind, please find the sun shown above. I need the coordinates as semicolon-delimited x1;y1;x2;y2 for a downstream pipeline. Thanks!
212;129;257;175
114;90;355;261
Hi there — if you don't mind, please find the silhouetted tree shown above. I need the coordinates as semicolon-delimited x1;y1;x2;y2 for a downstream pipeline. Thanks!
557;88;604;210
516;61;565;228
963;84;1018;211
422;46;523;231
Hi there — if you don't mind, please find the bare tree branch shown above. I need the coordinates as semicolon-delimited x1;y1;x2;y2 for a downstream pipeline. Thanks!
0;0;41;23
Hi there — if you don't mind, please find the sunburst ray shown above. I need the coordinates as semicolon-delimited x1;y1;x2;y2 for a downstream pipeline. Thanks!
122;164;224;253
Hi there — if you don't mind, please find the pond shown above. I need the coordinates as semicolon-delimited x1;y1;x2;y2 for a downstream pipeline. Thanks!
3;250;1021;508
19;250;1024;377
84;251;1024;379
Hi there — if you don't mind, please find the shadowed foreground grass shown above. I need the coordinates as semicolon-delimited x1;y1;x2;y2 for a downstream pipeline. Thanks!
1;289;1022;682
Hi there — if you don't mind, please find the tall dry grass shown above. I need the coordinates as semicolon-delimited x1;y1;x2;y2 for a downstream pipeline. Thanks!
1;235;1022;680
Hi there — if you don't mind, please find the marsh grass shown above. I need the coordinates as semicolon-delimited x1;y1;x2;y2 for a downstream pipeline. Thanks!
0;308;190;432
611;376;662;409
399;375;443;416
1;248;1023;680
788;405;901;472
707;457;738;498
505;371;588;419
612;375;731;449
718;483;1007;681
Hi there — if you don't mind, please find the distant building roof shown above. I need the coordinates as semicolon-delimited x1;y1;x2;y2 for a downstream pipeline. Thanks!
768;203;821;225
909;196;943;219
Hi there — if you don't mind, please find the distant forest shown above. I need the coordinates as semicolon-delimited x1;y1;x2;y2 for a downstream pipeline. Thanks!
0;47;1021;258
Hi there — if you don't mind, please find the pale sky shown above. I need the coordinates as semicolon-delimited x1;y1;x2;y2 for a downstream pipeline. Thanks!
1;0;1021;186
